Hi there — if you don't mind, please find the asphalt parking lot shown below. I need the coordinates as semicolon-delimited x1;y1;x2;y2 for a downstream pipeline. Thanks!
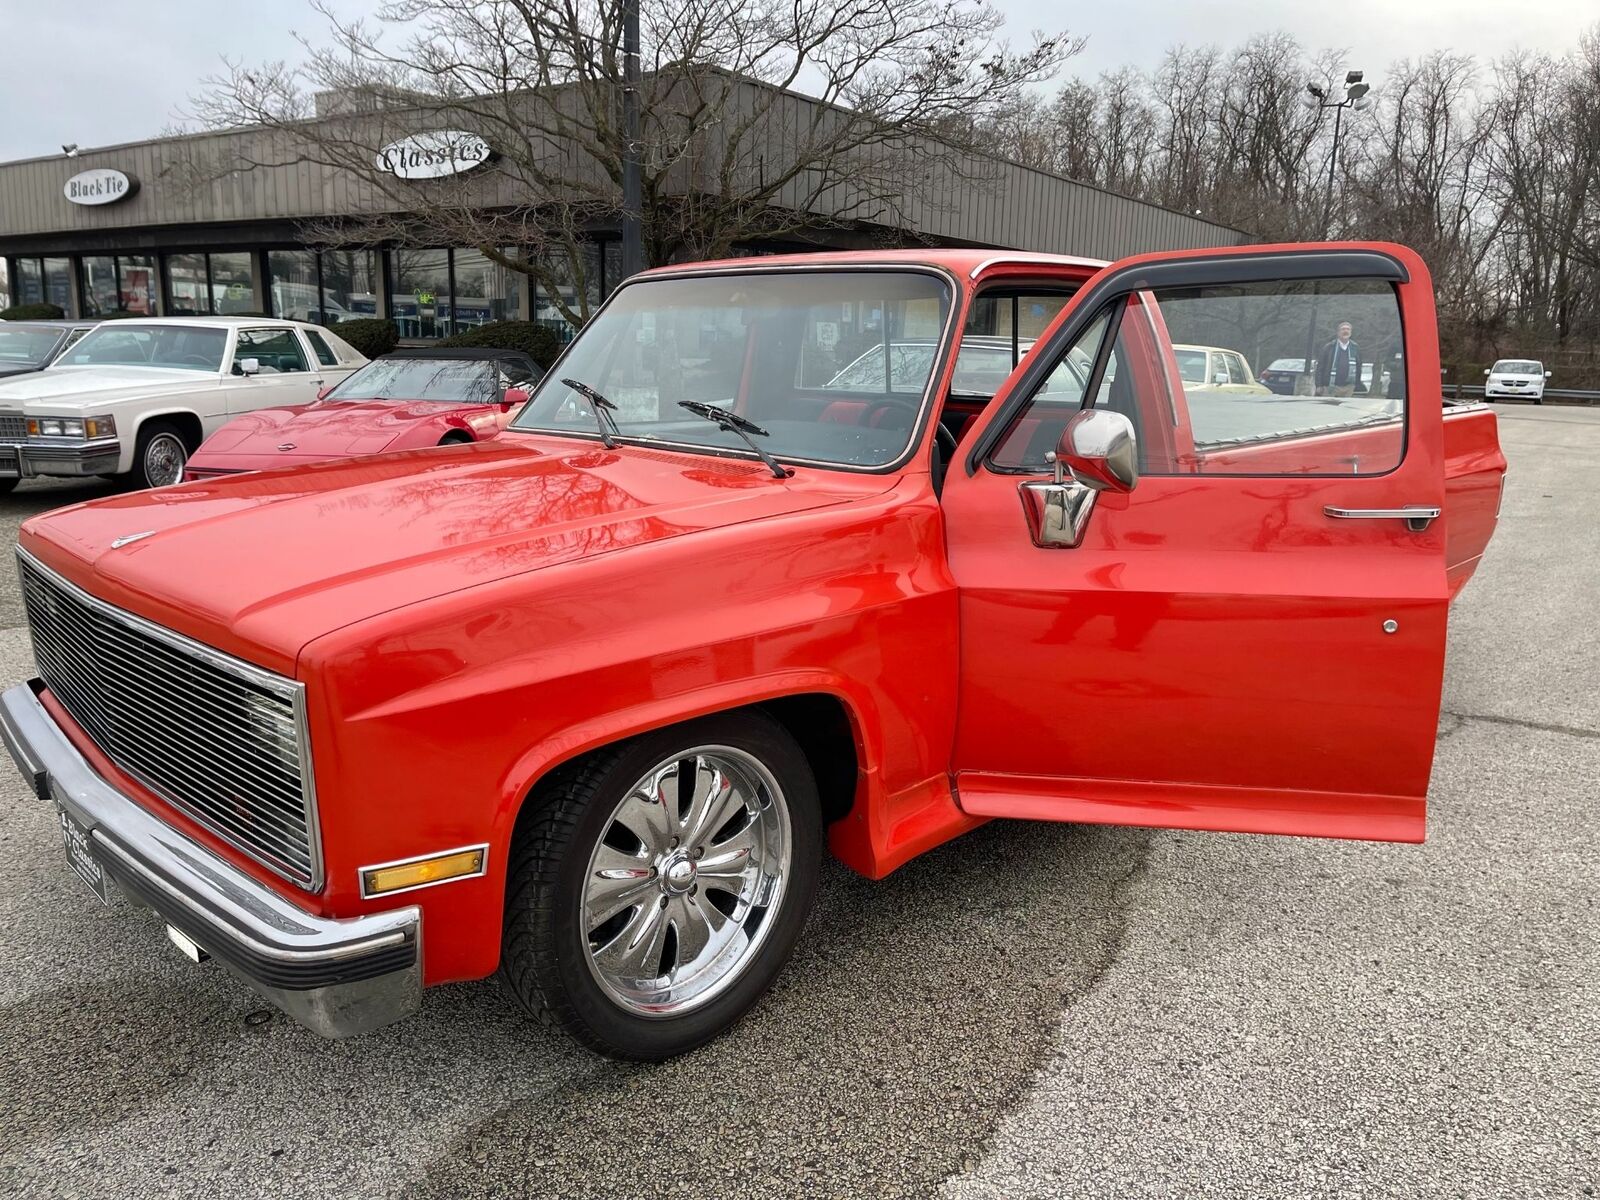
0;405;1595;1198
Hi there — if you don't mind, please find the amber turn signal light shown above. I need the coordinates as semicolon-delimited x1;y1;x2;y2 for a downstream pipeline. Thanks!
360;846;487;898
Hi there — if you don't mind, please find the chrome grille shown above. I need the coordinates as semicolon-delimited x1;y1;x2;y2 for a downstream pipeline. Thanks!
18;550;322;888
0;413;25;443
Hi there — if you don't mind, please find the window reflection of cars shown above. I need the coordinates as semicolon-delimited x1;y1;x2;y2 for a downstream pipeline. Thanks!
823;335;1029;396
1173;345;1272;395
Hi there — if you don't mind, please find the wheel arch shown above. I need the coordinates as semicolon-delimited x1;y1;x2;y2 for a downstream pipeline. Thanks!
497;682;876;871
133;409;205;452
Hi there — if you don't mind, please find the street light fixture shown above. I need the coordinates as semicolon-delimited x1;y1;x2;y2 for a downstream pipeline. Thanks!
1306;68;1373;235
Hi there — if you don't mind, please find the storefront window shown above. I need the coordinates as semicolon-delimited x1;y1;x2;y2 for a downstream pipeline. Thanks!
81;256;119;316
321;250;379;322
15;259;42;306
451;247;520;332
116;255;157;315
42;258;72;313
166;253;210;314
209;252;256;314
529;243;602;338
389;248;451;339
268;250;320;322
0;258;10;309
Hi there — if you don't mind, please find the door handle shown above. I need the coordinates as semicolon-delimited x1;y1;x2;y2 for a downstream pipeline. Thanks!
1323;505;1440;532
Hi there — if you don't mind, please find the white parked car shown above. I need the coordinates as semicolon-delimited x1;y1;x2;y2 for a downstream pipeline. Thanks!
0;317;366;491
1484;358;1550;403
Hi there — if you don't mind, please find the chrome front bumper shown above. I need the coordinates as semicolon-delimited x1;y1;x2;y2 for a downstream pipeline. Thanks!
0;438;121;478
0;680;421;1038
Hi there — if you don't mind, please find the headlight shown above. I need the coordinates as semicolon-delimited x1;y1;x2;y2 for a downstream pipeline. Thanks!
26;415;116;440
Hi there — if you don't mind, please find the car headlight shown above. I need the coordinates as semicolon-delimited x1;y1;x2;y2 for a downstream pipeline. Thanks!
26;415;116;440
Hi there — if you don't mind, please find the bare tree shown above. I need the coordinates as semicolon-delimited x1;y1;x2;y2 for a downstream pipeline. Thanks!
191;0;1079;326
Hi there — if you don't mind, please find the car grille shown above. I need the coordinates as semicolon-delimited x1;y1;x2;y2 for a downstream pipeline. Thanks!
18;550;322;888
0;412;25;443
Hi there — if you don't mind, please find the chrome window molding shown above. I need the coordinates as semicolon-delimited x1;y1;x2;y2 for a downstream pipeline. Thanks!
16;546;325;892
357;842;491;900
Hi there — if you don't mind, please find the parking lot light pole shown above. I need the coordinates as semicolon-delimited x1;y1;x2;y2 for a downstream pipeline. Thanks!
1306;70;1372;237
620;0;644;281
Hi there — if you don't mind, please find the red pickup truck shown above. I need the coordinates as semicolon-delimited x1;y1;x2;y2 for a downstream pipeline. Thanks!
3;242;1504;1060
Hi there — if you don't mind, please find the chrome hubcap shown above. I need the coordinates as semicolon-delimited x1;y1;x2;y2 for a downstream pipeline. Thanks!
581;746;790;1017
145;433;186;486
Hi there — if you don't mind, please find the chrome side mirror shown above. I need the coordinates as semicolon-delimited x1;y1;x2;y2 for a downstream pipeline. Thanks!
235;357;261;377
1018;409;1138;549
1060;409;1138;493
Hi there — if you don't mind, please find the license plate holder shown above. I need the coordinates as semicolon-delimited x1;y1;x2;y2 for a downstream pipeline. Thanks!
57;805;113;906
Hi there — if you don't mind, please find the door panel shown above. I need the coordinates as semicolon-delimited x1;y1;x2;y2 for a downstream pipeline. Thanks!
225;328;320;419
942;243;1448;842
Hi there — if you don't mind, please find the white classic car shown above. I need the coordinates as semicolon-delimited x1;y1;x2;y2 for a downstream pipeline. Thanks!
0;317;366;490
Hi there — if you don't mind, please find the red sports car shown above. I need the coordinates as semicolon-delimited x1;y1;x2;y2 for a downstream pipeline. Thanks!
184;347;544;479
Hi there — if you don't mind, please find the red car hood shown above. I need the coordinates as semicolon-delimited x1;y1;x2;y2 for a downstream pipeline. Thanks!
21;438;883;676
192;398;484;462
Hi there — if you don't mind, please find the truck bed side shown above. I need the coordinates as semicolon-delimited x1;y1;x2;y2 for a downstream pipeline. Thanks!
1443;402;1506;597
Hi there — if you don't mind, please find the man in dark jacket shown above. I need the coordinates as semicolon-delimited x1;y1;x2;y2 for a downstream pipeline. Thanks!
1316;321;1362;396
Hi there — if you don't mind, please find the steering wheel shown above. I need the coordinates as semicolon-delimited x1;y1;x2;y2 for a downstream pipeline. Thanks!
934;422;958;458
176;354;215;367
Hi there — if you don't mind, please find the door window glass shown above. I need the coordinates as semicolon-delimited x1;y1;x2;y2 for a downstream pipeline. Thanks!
992;278;1407;477
304;329;340;367
236;328;310;374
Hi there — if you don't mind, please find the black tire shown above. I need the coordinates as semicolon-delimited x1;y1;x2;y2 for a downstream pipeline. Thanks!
501;710;822;1060
0;478;18;495
129;419;191;489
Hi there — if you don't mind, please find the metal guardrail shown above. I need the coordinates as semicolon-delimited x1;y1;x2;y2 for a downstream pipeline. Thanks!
1443;384;1600;405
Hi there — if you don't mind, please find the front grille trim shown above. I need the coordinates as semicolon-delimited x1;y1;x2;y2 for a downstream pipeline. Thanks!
0;412;25;443
17;547;325;891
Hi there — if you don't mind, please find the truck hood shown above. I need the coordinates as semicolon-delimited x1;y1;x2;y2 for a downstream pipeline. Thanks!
195;399;482;460
21;438;880;675
0;365;215;408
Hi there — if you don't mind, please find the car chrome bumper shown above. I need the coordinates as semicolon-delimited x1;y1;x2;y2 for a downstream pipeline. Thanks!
0;680;421;1038
0;438;121;478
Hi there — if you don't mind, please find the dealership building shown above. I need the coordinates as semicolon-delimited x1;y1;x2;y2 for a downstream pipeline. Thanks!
0;85;1247;340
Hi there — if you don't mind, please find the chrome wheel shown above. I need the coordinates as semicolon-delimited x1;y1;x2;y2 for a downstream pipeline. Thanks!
143;432;187;487
581;746;791;1017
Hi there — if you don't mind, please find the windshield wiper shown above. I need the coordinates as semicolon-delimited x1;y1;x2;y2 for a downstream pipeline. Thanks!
560;378;621;449
677;401;792;479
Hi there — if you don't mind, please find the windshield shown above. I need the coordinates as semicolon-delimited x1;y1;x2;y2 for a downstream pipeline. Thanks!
1174;348;1209;383
329;356;537;404
1492;360;1540;374
514;271;951;468
0;327;62;367
58;324;227;372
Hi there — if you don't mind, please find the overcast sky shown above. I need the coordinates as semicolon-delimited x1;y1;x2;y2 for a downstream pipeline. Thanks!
4;0;1592;162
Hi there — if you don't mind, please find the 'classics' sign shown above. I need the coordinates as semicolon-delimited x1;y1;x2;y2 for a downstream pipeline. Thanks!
63;168;138;206
376;131;493;180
